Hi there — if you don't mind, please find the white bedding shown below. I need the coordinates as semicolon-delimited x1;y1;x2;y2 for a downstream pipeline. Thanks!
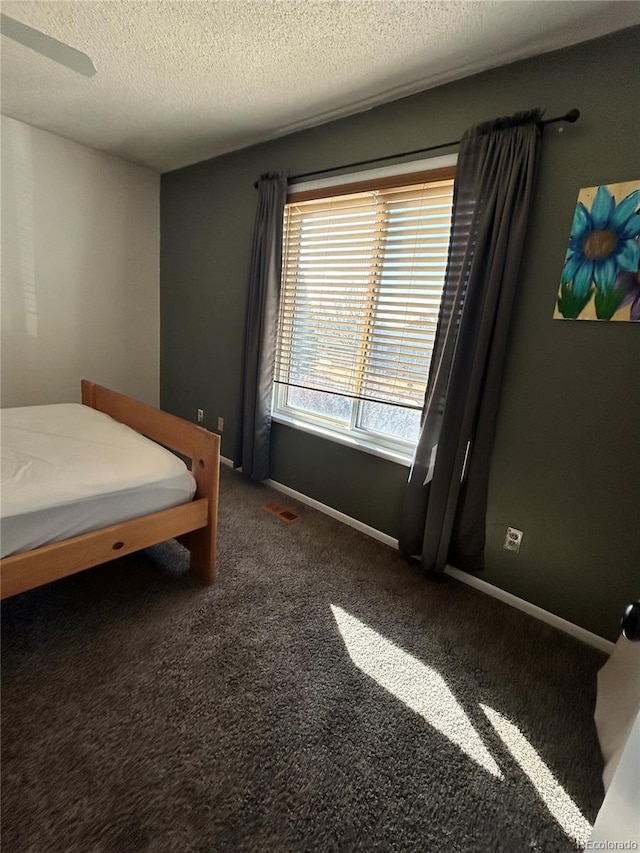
1;403;196;557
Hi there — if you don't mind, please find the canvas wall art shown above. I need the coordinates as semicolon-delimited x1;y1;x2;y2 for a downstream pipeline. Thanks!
554;179;640;321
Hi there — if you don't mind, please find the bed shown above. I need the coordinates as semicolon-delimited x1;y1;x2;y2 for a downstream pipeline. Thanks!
0;380;220;599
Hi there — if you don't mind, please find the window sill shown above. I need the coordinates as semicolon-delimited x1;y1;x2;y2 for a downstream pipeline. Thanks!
271;412;413;467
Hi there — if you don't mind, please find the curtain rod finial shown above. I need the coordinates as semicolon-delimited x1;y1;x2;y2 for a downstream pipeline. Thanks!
565;108;580;123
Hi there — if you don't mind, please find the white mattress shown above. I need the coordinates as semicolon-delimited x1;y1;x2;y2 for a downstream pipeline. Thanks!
1;403;196;557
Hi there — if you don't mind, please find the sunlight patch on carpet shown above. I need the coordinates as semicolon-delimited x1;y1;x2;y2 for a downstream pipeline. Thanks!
331;604;502;779
480;704;592;846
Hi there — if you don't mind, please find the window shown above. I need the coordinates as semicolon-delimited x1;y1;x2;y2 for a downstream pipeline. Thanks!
273;164;455;463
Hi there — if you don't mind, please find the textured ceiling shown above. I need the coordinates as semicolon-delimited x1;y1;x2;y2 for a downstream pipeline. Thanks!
1;1;639;173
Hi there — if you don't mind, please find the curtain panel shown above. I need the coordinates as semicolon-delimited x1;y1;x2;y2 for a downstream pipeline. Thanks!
399;110;543;572
234;174;288;481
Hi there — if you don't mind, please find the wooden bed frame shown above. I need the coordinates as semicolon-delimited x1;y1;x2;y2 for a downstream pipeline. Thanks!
0;381;220;599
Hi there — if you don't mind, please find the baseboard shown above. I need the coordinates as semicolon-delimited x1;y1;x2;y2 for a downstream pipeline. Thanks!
443;566;614;654
220;457;396;547
265;477;399;549
222;463;615;654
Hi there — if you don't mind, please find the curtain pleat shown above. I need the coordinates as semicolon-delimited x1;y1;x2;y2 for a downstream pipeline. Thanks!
399;110;543;572
234;174;288;481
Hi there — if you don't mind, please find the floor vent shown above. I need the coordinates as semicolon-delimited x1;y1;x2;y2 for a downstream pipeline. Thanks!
264;503;300;523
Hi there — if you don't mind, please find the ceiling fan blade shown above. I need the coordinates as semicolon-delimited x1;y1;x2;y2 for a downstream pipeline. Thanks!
0;13;96;77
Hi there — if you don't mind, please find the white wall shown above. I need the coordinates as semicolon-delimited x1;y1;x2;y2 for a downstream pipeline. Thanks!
1;116;160;408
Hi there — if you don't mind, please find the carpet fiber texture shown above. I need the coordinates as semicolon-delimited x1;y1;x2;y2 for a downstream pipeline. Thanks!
1;467;606;852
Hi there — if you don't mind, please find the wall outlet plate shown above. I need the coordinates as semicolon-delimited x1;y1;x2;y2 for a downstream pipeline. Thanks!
217;417;224;432
504;526;523;553
197;408;204;423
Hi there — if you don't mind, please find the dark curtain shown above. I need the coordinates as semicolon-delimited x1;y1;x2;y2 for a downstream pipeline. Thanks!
234;173;288;481
399;110;543;572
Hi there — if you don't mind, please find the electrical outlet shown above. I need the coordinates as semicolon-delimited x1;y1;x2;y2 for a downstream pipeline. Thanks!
217;417;224;432
504;527;523;553
197;409;204;423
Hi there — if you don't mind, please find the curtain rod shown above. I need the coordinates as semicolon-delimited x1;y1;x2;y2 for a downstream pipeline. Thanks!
253;108;580;188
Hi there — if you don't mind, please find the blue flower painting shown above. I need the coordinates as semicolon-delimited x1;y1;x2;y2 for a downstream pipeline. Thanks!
555;180;640;321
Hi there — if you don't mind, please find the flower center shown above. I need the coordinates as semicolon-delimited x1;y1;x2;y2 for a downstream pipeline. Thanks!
583;230;618;260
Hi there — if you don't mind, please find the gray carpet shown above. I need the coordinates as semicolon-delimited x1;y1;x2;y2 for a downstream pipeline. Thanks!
1;467;606;852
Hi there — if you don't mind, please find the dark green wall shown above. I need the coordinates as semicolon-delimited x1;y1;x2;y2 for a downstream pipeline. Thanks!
161;27;640;641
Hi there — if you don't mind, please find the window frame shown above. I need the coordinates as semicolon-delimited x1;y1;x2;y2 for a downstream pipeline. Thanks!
272;154;457;465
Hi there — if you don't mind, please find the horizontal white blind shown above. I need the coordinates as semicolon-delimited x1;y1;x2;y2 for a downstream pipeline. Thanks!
275;175;455;410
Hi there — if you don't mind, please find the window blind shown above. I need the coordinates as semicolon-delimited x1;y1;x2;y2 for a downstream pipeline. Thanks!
275;172;455;411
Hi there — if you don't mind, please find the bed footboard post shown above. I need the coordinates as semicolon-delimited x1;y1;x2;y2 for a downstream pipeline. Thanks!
81;379;97;408
188;429;220;584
